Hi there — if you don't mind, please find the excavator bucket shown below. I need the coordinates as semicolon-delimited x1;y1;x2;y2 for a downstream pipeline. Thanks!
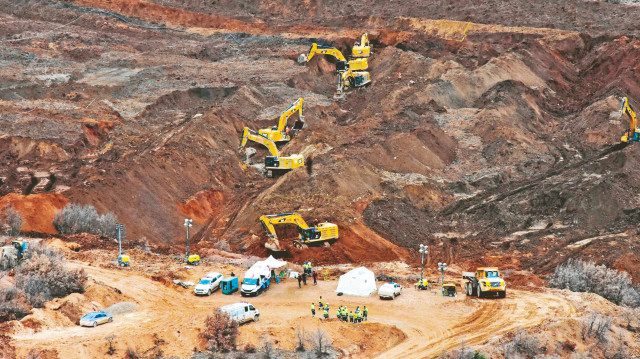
297;54;308;64
292;119;306;130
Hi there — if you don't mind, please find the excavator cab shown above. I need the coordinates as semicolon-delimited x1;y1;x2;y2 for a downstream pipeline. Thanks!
299;227;322;242
336;60;349;72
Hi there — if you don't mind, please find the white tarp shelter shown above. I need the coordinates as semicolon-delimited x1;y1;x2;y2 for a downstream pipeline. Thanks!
335;266;377;296
263;255;287;269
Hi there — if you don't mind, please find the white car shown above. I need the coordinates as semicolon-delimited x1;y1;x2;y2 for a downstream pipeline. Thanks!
378;282;402;299
194;272;223;296
219;302;260;324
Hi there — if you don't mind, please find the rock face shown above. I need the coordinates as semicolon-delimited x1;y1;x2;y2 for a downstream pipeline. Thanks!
1;0;640;272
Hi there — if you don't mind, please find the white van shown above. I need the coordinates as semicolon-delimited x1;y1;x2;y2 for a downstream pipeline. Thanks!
219;303;260;324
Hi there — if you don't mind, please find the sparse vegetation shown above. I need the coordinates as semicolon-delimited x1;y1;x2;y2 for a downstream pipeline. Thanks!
503;330;542;358
549;259;640;306
105;334;117;355
307;328;331;357
1;205;23;236
53;203;117;238
15;243;87;307
0;243;86;322
200;311;239;353
0;287;30;322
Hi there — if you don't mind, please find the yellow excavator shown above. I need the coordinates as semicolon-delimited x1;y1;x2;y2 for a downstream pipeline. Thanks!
620;97;639;143
298;41;371;96
352;33;371;58
239;127;304;177
259;213;339;251
258;98;305;143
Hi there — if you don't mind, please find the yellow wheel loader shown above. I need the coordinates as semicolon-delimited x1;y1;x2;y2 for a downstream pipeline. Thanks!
259;213;339;251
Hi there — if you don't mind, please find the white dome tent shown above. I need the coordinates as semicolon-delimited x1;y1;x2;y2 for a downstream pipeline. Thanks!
335;266;377;296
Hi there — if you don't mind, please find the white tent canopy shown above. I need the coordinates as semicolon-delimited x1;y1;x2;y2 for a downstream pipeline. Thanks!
335;267;377;296
263;255;287;269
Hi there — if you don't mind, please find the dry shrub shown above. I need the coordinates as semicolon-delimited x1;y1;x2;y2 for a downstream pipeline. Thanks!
1;205;23;236
15;244;87;307
0;287;30;322
200;311;239;352
549;259;639;306
53;203;117;238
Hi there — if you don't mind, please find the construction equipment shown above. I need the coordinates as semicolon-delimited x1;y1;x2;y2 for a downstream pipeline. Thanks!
115;224;129;267
259;213;339;251
620;97;639;143
463;267;506;298
352;33;371;58
118;254;130;267
258;98;305;143
0;240;28;270
442;283;457;297
239;127;304;177
188;254;200;266
298;42;371;97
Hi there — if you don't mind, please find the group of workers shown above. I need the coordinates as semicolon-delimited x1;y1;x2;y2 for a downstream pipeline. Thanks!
311;296;368;323
297;261;318;287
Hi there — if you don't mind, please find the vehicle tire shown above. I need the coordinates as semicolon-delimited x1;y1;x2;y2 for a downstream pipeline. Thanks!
465;283;470;296
207;290;211;296
477;286;482;299
93;321;97;327
254;315;259;322
499;291;506;298
392;293;396;300
108;317;113;323
119;262;124;267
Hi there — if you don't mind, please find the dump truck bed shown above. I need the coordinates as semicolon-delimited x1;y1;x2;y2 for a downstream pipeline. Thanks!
462;272;476;280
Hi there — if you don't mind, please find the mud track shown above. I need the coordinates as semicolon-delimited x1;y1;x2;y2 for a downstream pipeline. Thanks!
12;264;575;358
443;142;629;216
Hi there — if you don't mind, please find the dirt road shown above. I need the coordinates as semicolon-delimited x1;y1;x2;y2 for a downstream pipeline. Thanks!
11;262;576;358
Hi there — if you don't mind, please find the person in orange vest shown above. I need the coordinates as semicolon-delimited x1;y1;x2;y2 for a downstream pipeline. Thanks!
397;72;402;81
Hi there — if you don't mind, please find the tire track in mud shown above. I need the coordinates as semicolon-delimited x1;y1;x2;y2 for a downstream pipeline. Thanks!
12;264;576;359
442;142;628;216
375;290;576;359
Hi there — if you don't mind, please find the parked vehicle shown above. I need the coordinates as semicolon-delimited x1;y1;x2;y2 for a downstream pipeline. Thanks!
221;277;239;295
378;282;402;299
219;302;260;324
194;272;223;296
79;311;113;327
241;262;271;297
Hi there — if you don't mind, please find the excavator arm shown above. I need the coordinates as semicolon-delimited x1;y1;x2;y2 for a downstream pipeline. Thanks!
299;43;347;63
352;33;371;58
239;127;280;157
277;97;303;132
259;213;310;251
620;97;639;143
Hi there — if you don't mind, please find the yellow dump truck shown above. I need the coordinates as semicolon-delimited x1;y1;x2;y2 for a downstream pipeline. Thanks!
463;267;506;298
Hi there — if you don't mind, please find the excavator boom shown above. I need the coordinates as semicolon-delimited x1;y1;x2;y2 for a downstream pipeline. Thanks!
239;127;280;157
620;97;639;143
258;98;304;142
259;213;338;251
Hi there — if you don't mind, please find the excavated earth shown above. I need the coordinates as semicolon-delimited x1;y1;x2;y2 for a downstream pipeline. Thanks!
2;0;640;356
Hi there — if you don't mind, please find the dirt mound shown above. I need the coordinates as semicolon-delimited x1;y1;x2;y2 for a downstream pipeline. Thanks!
0;193;68;234
10;279;133;335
